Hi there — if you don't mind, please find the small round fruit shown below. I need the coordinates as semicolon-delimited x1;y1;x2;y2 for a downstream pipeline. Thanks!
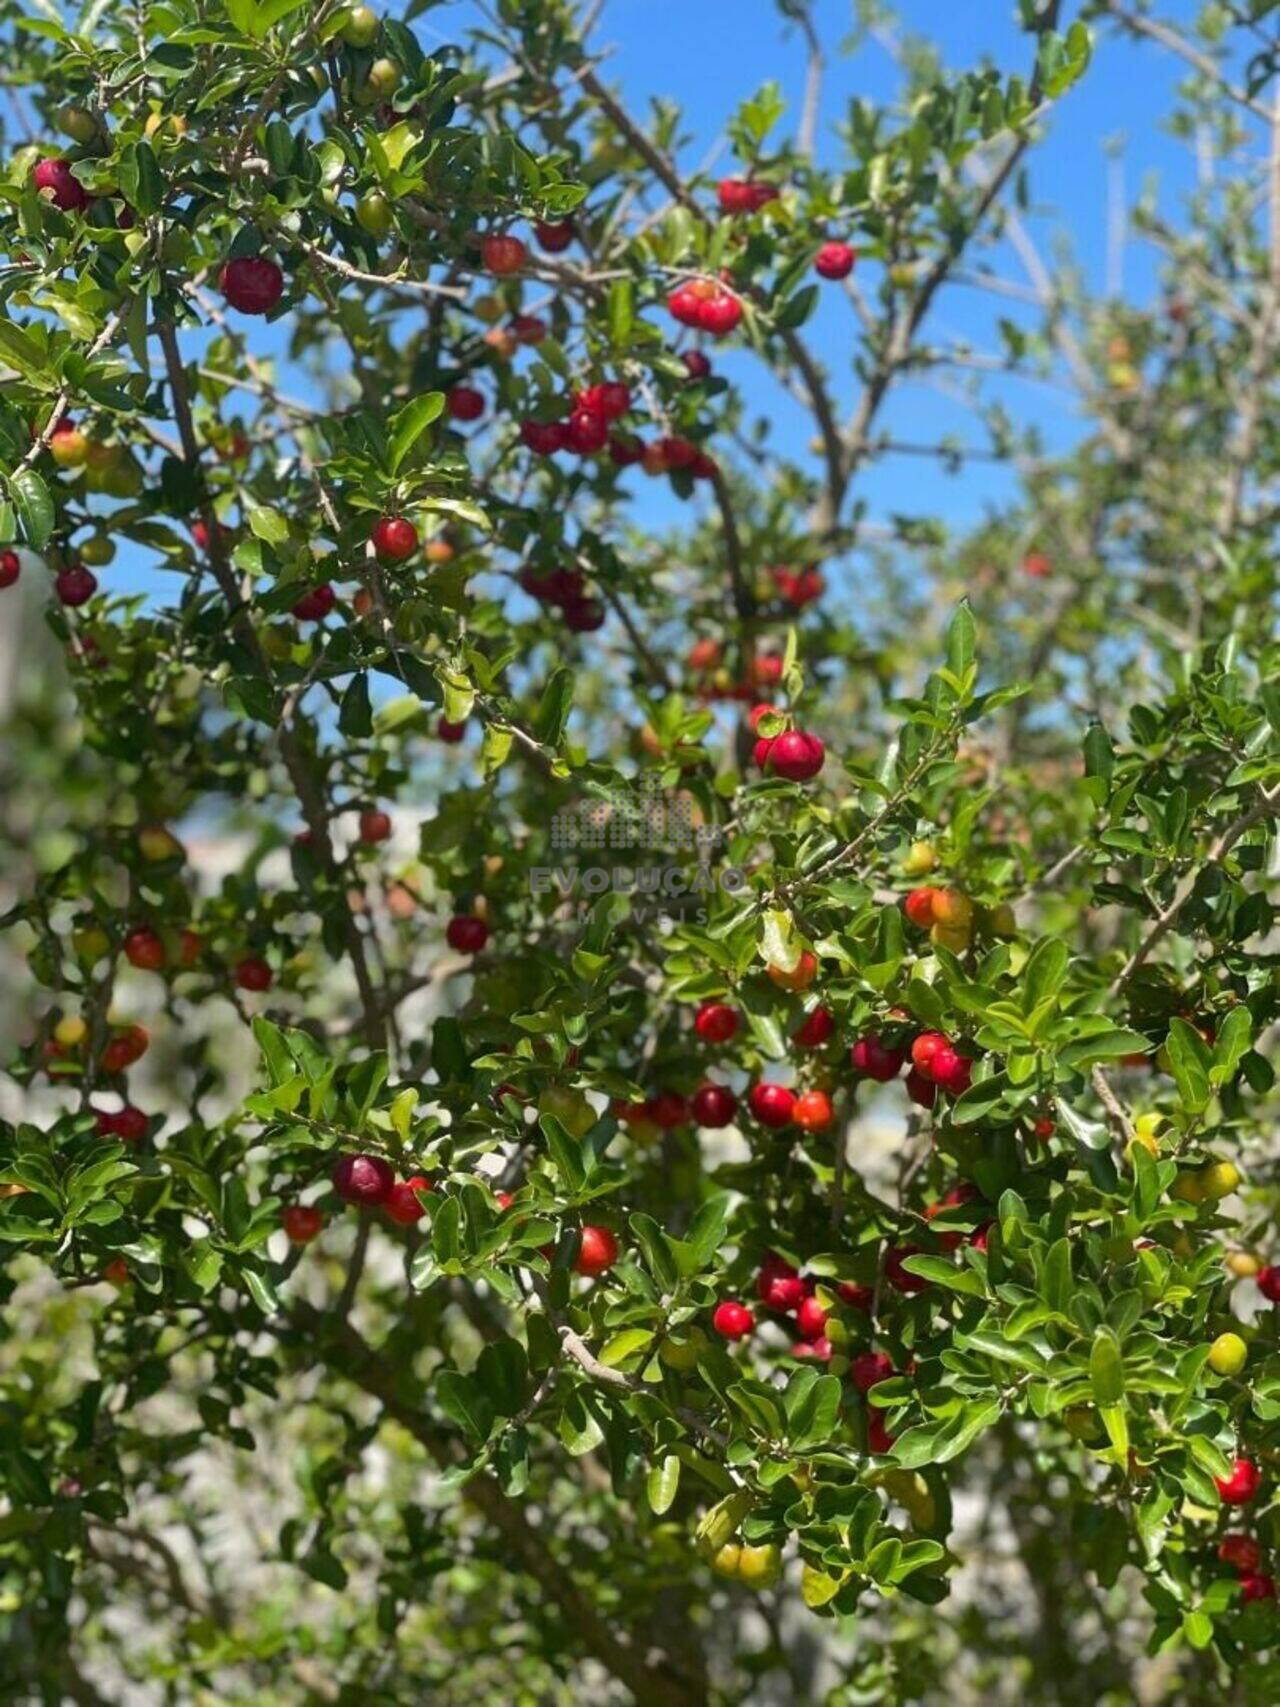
735;1543;782;1588
711;1542;741;1578
54;1015;87;1048
793;1090;833;1132
574;1224;618;1277
748;1083;795;1130
235;956;272;992
0;551;20;590
59;105;100;145
355;190;394;238
903;887;938;928
358;808;392;844
283;1205;325;1244
481;233;527;276
446;384;485;422
363;56;402;99
851;1350;894;1393
445;913;489;954
220;256;284;316
385;1175;431;1225
1219;1534;1262;1573
1062;1406;1104;1443
32;157;88;212
851;1036;905;1082
332;1153;395;1206
712;1300;754;1341
814;241;856;279
1199;1160;1241;1202
901;840;938;877
767;950;817;992
339;4;379;46
55;565;97;606
793;1006;835;1048
691;1084;738;1128
534;219;574;252
795;1295;828;1340
1226;1251;1262;1278
1209;1332;1248;1377
694;1000;739;1044
1240;1572;1276;1602
371;515;418;563
1216;1458;1262;1506
1170;1172;1205;1205
78;533;115;566
123;928;165;972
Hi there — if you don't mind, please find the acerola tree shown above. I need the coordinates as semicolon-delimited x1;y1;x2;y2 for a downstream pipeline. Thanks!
0;1;1277;1703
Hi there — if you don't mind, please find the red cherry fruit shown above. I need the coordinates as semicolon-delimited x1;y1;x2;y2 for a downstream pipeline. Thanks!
55;565;97;607
748;1082;796;1130
793;1336;832;1361
385;1175;432;1225
698;290;743;337
1033;1116;1056;1140
446;384;485;422
371;515;418;563
520;419;567;455
123;928;165;972
694;1000;739;1044
575;382;631;421
565;408;609;454
712;1300;754;1340
772;565;825;607
757;1254;806;1312
359;808;392;845
112;1106;148;1142
682;349;712;380
911;1032;949;1076
851;1036;906;1081
101;1025;148;1073
220;256;284;315
1219;1535;1263;1573
866;1411;896;1454
795;1295;828;1340
691;1083;738;1128
33;157;89;211
1023;552;1051;578
512;313;547;344
794;1090;834;1132
658;435;699;470
794;1006;835;1048
1216;1458;1261;1505
283;1204;325;1244
534;219;574;252
717;178;777;215
438;717;467;744
815;241;856;280
764;729;825;782
332;1152;395;1206
446;913;489;954
235;956;272;992
649;1091;689;1130
1256;1266;1280;1302
562;596;605;632
574;1224;618;1277
884;1244;928;1294
1241;1572;1276;1602
906;1069;938;1108
0;550;20;588
930;1046;972;1096
292;584;336;621
837;1281;874;1310
903;887;939;928
851;1350;895;1393
608;432;643;467
481;233;527;275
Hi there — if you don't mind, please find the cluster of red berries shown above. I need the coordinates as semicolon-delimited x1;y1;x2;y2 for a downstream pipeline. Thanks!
331;1153;433;1225
717;177;778;216
517;564;603;631
771;565;824;608
1217;1530;1275;1603
667;278;744;338
292;584;337;621
94;1105;148;1142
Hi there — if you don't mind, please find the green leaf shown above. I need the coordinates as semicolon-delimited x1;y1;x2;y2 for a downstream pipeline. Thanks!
647;1452;681;1515
435;1370;494;1441
1166;1017;1211;1114
944;599;976;682
599;1328;654;1367
607;278;634;348
1089;1327;1125;1408
10;469;54;549
387;391;444;474
338;672;372;737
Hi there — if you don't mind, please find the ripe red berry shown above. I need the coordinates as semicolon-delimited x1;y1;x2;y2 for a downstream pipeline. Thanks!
446;384;485;422
851;1036;906;1082
565;408;609;454
793;1006;835;1048
905;1069;936;1108
1216;1458;1262;1505
691;1083;738;1128
282;1204;325;1244
371;515;418;564
717;178;777;215
712;1300;754;1340
772;565;825;607
332;1153;395;1206
385;1175;432;1225
235;955;272;992
123;928;165;972
481;233;527;275
795;1295;828;1340
793;1336;832;1361
534;219;574;252
438;717;467;744
291;583;336;621
1023;552;1051;578
911;1032;949;1076
762;729;825;782
1256;1266;1280;1302
648;1090;689;1130
930;1046;972;1096
748;1082;796;1129
220;256;284;315
1240;1572;1276;1602
884;1244;928;1294
55;565;97;606
793;1089;834;1132
851;1350;895;1393
682;349;712;380
694;1000;739;1044
359;808;392;845
866;1411;896;1454
757;1254;806;1312
521;418;567;455
100;1024;148;1074
698;290;743;337
903;887;939;928
562;596;605;632
33;157;88;211
446;913;489;954
815;241;856;280
112;1106;148;1142
1219;1534;1263;1573
837;1281;874;1310
0;550;19;589
608;431;644;467
512;313;547;344
1033;1116;1056;1140
574;1224;618;1277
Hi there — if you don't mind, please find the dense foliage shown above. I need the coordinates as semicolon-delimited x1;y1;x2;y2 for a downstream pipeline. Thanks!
0;1;1278;1702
